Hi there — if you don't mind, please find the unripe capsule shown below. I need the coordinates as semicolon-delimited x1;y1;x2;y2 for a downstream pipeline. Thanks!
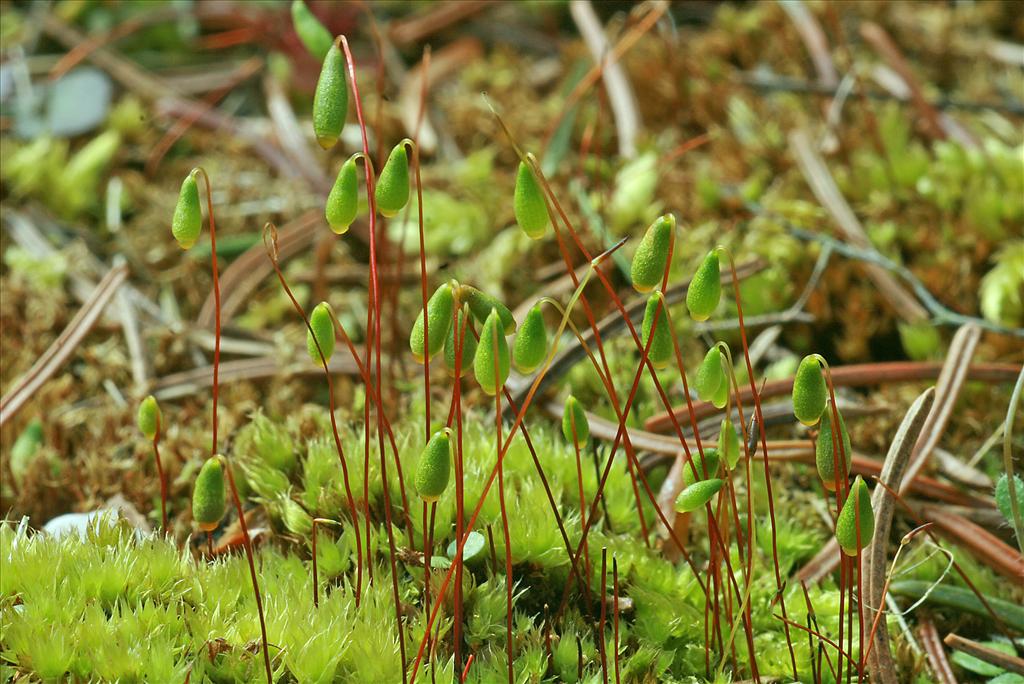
793;355;828;426
561;395;590;446
513;161;547;239
415;429;452;503
718;417;741;470
312;43;348;149
137;395;161;440
306;301;336;364
513;304;548;374
375;143;410;217
460;285;516;334
686;249;721;321
473;309;510;396
326;155;359;234
444;308;476;378
410;282;455;363
695;347;725;403
192;456;227;532
682;448;721;489
711;372;730;410
816;402;852;491
640;292;673;369
291;0;333;60
835;476;874;555
172;170;202;250
630;214;674;293
675;479;724;513
994;473;1023;529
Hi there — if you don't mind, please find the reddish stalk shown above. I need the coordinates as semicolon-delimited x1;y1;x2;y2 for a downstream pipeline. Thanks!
263;224;364;605
727;256;799;680
151;413;168;534
570;424;592;582
195;168;272;684
491;329;515;684
451;303;468;672
612;557;621;684
339;38;411;682
598;547;609;684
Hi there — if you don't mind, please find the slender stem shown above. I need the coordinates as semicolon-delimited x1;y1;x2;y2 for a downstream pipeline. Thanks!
570;429;591;582
612;557;621;684
263;224;364;605
152;413;168;535
491;330;514;684
195;168;271;684
1003;367;1024;555
598;547;609;684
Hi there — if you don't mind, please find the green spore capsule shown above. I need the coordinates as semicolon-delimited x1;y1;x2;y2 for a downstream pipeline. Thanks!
410;282;455;363
312;43;348;149
473;309;510;396
290;0;332;60
630;214;674;293
192;456;227;532
719;417;741;470
682;448;721;489
172;171;202;250
460;285;516;334
994;473;1024;532
695;347;725;402
793;355;828;426
137;395;161;440
306;301;336;364
675;479;725;513
711;371;730;409
444;308;476;378
375;143;410;217
513;304;548;374
561;395;590;446
326;155;359;234
640;292;673;369
835;476;874;556
415;429;452;503
513;161;548;239
816;402;852;491
685;249;721;321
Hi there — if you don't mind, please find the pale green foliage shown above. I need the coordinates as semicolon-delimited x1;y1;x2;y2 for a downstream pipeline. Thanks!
980;240;1024;327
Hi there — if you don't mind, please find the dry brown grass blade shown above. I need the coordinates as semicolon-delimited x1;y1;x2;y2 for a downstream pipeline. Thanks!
865;388;936;684
920;620;958;684
944;634;1024;676
0;264;129;428
645;361;1019;434
789;128;927;322
779;0;838;88
902;324;981;488
150;354;361;402
388;0;495;46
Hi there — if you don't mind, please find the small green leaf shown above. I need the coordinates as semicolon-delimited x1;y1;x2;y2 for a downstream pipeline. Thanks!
675;479;724;513
326;155;359;234
686;249;721;321
375;143;410;217
410;282;455;363
171;170;202;250
415;429;452;503
640;292;673;369
312;44;347;149
473;308;511;396
137;395;161;440
192;456;227;531
835;476;874;555
291;0;333;60
460;285;516;334
682;448;720;489
994;473;1024;536
630;214;674;293
718;418;741;470
561;395;590;446
513;304;548;374
513;161;548;239
695;347;725;402
793;355;827;426
306;301;335;364
816;402;852;491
